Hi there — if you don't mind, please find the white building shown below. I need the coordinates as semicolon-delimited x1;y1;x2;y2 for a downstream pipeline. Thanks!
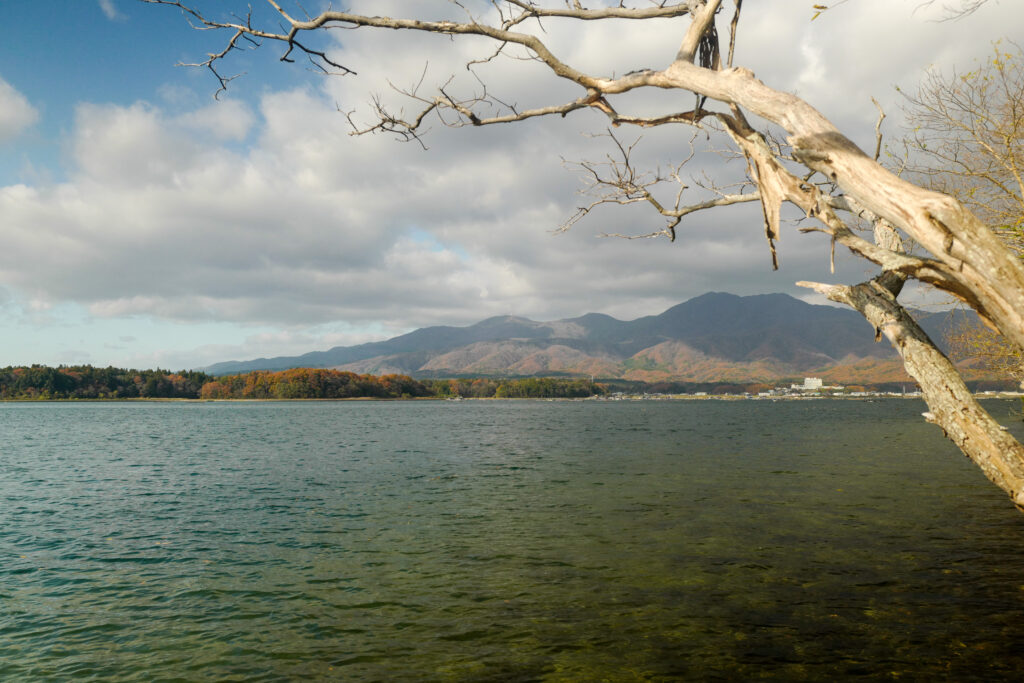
790;377;824;391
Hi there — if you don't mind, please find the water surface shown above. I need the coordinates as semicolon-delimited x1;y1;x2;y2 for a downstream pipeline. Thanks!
2;399;1024;680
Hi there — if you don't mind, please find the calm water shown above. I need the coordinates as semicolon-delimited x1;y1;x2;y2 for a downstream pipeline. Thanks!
2;399;1024;681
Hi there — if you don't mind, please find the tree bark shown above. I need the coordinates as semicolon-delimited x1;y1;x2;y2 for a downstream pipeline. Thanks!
802;278;1024;508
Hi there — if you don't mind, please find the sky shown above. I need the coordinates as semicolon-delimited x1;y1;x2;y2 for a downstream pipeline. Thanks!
0;0;1019;370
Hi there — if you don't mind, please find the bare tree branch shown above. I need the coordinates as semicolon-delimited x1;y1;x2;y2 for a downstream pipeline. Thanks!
916;0;993;20
558;129;758;241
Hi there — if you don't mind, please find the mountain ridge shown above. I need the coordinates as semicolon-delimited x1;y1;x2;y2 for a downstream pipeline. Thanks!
203;292;970;383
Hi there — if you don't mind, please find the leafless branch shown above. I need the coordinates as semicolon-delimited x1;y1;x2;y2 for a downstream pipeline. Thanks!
915;0;992;20
560;129;758;241
871;97;886;161
502;0;695;29
727;0;743;68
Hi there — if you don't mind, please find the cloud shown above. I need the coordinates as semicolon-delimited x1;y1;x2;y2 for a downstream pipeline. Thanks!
1;0;1019;367
97;0;124;21
177;99;255;141
0;77;39;143
123;324;404;370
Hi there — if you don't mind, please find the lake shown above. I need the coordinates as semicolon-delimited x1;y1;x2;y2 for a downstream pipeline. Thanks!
2;399;1024;680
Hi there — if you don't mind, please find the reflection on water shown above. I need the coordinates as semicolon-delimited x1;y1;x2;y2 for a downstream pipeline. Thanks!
2;399;1024;680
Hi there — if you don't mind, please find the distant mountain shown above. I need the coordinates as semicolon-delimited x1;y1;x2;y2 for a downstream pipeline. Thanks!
202;292;974;383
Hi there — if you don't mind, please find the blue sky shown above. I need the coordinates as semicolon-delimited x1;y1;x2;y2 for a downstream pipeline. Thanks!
0;1;368;369
0;1;1019;370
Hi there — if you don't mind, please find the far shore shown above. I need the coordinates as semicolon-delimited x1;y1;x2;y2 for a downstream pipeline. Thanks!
3;392;1022;403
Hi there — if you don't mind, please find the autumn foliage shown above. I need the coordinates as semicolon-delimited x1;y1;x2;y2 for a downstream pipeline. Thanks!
0;365;608;400
202;368;431;399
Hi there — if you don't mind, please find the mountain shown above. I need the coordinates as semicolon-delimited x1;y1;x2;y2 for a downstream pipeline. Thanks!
202;292;974;383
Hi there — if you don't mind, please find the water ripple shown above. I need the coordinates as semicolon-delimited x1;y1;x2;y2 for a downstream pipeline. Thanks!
2;400;1024;680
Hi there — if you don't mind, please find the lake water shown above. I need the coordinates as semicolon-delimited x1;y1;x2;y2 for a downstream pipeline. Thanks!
2;399;1024;681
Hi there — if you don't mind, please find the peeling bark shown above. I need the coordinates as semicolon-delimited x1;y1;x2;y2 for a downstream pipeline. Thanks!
801;278;1024;509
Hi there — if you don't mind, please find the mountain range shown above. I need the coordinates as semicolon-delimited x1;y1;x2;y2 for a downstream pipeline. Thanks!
204;292;975;383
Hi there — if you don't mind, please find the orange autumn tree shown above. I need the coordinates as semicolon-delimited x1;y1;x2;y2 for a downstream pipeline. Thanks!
898;45;1024;386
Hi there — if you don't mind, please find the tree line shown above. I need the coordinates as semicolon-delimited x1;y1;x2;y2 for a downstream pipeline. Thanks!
0;365;607;400
422;377;604;399
4;364;1015;401
199;368;431;399
0;365;211;400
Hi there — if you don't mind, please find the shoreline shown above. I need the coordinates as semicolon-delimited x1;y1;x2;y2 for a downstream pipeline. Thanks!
3;393;1022;404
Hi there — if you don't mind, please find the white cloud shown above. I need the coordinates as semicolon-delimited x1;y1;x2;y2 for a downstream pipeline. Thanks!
1;0;1020;367
176;99;255;142
97;0;123;21
120;323;409;370
0;77;39;143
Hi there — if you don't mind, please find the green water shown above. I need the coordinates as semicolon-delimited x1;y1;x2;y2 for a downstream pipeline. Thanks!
2;399;1024;680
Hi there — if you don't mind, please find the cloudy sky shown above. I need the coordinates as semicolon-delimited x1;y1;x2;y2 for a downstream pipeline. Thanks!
0;0;1017;370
